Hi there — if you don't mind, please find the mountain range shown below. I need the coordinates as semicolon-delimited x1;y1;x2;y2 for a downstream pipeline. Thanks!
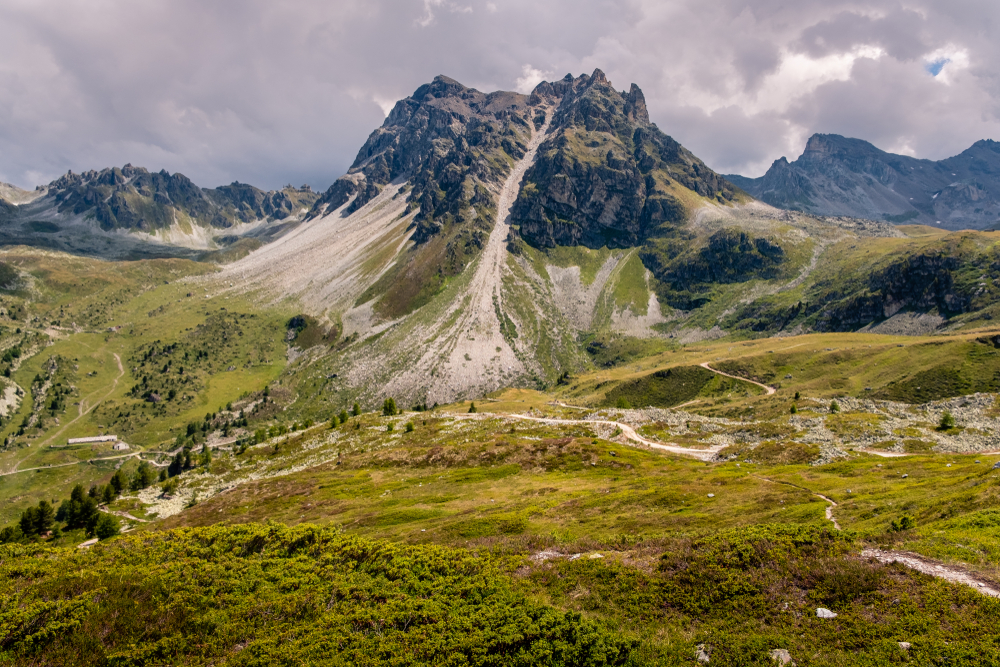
726;134;1000;230
4;71;1000;405
0;167;318;259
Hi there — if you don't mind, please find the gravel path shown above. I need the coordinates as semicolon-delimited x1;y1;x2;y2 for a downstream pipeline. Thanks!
862;548;1000;598
700;361;776;395
756;475;999;597
469;411;722;461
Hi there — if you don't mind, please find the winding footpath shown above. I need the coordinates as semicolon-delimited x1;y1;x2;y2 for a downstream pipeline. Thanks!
754;475;999;597
700;361;776;395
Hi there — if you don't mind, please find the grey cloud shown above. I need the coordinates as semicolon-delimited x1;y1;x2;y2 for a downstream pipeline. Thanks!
794;8;930;61
0;0;998;189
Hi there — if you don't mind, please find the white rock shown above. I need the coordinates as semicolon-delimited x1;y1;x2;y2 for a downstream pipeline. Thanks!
695;643;711;663
816;607;838;618
898;642;911;651
707;493;715;498
770;648;795;665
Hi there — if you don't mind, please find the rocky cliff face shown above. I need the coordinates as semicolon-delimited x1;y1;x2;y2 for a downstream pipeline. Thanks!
728;135;1000;230
511;70;739;249
312;75;533;227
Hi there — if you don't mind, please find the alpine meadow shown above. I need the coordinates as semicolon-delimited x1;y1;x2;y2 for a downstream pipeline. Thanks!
4;6;1000;664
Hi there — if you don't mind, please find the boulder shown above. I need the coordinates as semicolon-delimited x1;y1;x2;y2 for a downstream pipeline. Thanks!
695;643;711;663
899;642;911;651
816;607;838;618
770;648;795;665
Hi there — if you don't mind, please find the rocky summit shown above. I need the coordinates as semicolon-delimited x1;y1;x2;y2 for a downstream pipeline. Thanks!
727;134;1000;230
512;70;739;249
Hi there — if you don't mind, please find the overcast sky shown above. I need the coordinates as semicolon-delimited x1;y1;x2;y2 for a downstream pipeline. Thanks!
1;0;997;191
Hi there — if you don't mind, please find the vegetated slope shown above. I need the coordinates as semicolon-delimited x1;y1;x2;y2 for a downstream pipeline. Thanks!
0;524;636;666
0;165;318;259
727;134;1000;230
9;404;1000;664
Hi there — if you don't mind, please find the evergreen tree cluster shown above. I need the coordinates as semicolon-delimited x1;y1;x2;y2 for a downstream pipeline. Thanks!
1;477;132;544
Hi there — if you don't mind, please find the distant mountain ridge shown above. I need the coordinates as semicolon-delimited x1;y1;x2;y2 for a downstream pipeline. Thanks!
0;165;318;259
49;165;316;232
726;134;1000;230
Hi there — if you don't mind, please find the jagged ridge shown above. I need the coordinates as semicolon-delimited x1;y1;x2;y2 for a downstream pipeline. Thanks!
727;134;1000;230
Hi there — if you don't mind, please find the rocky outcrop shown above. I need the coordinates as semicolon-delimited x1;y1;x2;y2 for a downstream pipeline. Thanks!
728;134;1000;230
815;252;970;331
512;69;738;249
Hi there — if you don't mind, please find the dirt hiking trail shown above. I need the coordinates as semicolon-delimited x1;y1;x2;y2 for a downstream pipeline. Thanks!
700;362;776;395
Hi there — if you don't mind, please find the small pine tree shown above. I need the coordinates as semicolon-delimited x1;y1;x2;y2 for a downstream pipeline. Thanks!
352;403;361;416
330;415;341;428
339;410;349;423
110;469;128;496
468;402;477;414
386;423;394;432
161;477;179;496
938;411;956;431
20;506;39;537
383;398;398;416
790;404;798;414
94;513;119;540
830;400;840;414
794;391;801;401
35;501;55;535
405;421;414;433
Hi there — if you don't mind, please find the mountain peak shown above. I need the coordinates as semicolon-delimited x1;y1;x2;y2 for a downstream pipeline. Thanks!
589;68;609;84
801;133;882;161
624;83;649;124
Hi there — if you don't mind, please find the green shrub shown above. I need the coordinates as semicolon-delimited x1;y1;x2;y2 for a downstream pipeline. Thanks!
0;524;638;665
405;421;414;433
938;411;956;431
890;515;916;532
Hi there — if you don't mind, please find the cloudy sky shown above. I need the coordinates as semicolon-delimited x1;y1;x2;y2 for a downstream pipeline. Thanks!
1;0;997;191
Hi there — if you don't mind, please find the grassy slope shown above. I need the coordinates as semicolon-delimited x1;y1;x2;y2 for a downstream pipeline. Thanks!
0;250;291;524
7;409;1000;665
